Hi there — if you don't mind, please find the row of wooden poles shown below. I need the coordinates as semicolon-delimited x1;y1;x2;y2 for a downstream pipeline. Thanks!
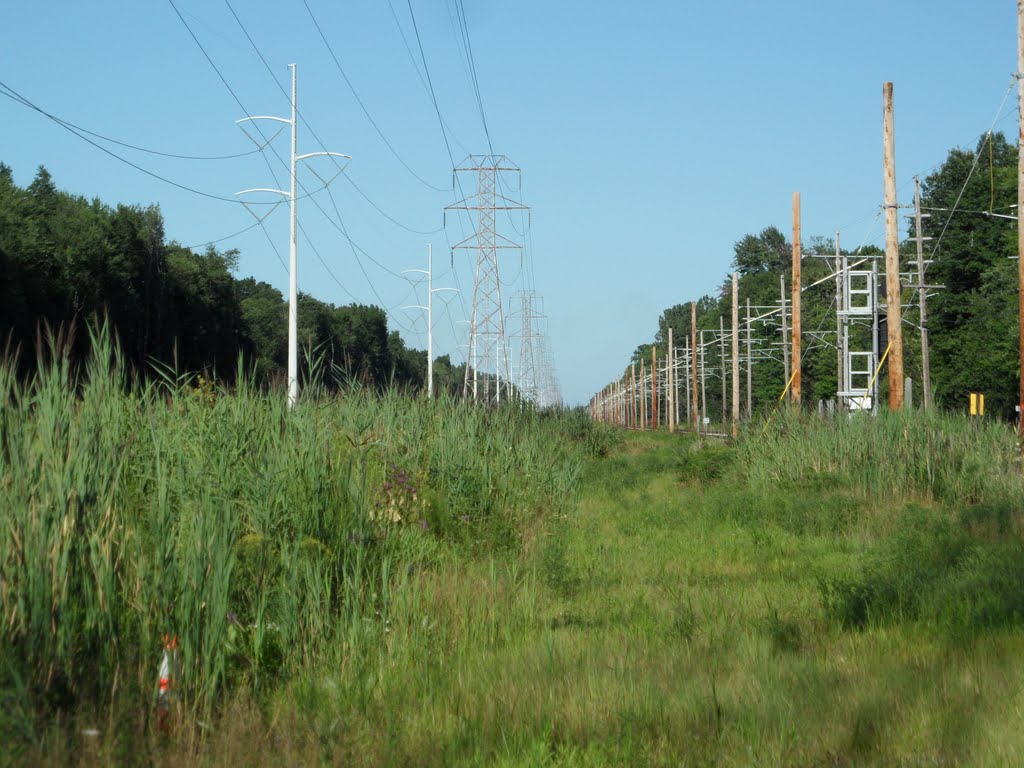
589;273;744;438
590;75;944;435
595;0;1024;440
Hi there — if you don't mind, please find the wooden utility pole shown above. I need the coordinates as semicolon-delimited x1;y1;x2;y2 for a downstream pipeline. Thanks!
780;275;790;387
719;316;727;425
652;347;659;430
791;191;802;404
630;364;636;429
732;273;740;436
1017;0;1023;437
685;336;692;428
913;177;932;410
668;327;676;433
700;331;708;429
691;302;699;431
640;359;647;430
883;81;904;410
746;297;753;417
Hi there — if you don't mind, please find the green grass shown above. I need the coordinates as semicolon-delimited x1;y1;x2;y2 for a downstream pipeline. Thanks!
6;336;1024;765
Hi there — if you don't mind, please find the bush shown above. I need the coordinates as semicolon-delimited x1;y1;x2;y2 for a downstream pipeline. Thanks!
820;504;1024;635
676;442;735;485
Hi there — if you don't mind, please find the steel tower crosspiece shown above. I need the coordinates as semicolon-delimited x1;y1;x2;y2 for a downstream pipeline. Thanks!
445;155;529;405
234;64;350;409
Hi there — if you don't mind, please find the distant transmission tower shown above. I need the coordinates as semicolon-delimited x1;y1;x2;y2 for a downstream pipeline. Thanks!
512;290;544;405
446;155;528;404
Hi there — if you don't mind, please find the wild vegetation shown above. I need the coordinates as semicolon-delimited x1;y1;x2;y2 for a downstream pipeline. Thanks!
4;328;1024;765
0;330;588;765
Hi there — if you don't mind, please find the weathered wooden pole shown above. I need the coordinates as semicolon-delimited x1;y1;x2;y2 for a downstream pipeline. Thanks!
700;331;708;429
1017;1;1024;436
791;191;802;405
652;346;659;430
883;81;904;410
668;327;676;433
746;297;753;417
732;272;740;437
685;336;692;428
630;364;637;429
691;302;699;431
780;274;790;387
640;359;647;430
719;315;727;425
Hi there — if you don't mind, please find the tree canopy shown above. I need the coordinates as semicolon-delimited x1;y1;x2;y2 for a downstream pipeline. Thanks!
0;163;456;392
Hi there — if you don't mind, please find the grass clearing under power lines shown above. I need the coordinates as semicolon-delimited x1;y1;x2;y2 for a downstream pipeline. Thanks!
5;339;1024;765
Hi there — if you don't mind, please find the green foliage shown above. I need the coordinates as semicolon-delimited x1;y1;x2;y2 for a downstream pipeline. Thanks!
0;328;584;754
0;162;437;392
739;408;1023;505
925;132;1019;416
820;504;1024;636
675;441;735;485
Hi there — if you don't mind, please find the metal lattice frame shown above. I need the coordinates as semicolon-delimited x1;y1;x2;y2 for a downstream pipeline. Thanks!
445;156;528;404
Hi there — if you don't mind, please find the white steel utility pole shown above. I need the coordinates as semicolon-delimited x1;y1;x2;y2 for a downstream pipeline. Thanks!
403;244;458;399
236;64;350;408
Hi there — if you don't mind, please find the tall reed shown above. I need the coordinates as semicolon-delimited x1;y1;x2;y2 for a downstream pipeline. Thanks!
0;328;583;752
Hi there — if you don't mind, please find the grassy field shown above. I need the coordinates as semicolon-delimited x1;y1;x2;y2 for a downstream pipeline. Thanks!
5;340;1024;765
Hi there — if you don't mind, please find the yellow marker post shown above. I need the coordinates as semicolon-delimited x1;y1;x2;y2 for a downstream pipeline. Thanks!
970;393;985;417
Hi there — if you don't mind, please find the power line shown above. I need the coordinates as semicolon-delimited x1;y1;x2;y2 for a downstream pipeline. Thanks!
404;0;458;173
300;0;452;193
0;85;258;161
927;77;1017;260
224;0;444;237
0;80;270;205
386;0;469;155
452;0;494;155
167;0;293;197
183;220;262;250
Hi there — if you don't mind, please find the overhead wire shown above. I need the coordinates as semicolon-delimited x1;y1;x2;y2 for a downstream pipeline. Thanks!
0;80;269;206
0;85;259;161
925;76;1017;260
385;0;469;155
299;0;452;193
452;0;493;155
224;0;442;267
204;1;420;330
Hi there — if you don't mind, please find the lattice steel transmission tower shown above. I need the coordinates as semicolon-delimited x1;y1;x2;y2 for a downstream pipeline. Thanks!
445;156;529;404
514;290;545;405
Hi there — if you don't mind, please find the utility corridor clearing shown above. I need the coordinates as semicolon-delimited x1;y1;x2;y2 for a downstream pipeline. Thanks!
386;429;1024;767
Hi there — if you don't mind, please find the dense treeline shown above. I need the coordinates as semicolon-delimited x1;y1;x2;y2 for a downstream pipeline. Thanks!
0;163;466;392
626;131;1020;419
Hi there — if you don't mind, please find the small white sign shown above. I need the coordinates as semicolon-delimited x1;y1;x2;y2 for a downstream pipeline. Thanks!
702;417;710;425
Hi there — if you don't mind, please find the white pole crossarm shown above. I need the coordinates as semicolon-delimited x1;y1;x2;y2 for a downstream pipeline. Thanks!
403;244;457;398
234;64;349;410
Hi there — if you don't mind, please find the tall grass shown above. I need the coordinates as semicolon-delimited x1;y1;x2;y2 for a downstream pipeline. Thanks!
738;407;1024;505
0;328;584;756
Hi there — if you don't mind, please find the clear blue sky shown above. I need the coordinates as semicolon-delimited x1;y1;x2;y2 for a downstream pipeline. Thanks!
1;1;1017;404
